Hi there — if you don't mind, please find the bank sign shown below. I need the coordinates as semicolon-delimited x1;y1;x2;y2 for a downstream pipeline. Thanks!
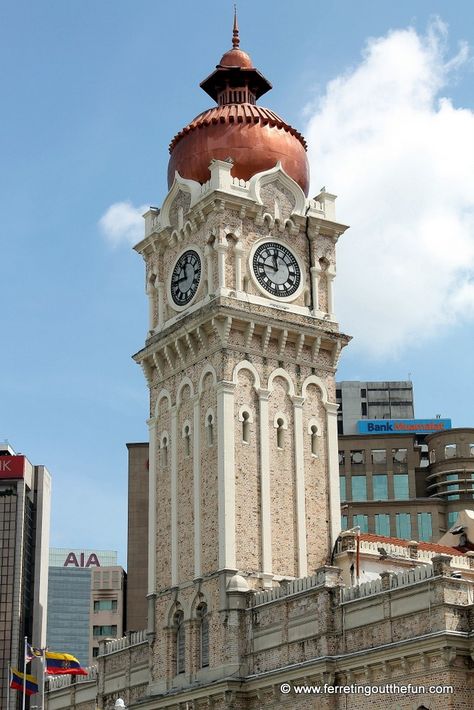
357;418;452;435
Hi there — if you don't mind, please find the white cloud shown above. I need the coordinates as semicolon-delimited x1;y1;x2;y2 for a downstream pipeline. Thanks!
99;201;148;247
305;20;474;357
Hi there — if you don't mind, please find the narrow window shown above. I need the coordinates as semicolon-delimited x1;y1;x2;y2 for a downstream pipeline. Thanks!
311;425;318;455
161;437;168;467
206;414;214;447
174;611;185;675
197;603;209;668
184;425;191;457
242;411;250;443
276;418;285;449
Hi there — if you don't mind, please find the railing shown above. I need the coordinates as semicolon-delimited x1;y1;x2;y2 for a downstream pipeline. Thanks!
250;570;327;607
47;666;98;689
100;629;147;656
341;565;434;602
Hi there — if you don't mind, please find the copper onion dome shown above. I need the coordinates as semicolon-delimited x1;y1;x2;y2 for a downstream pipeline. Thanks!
167;11;310;195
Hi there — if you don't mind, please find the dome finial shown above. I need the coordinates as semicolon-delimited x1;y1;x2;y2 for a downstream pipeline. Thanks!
232;5;240;49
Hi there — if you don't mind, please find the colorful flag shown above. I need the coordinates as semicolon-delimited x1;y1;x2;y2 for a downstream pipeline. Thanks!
10;668;39;696
45;651;88;675
26;643;44;661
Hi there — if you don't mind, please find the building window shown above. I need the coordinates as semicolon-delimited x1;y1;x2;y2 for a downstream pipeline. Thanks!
93;625;117;637
351;476;367;501
161;437;168;467
338;451;345;466
360;388;367;398
361;402;367;416
336;389;341;398
392;448;408;464
197;603;209;668
372;475;388;500
470;444;474;457
350;450;365;465
393;474;409;500
184;425;191;457
242;411;250;443
92;647;99;658
446;473;459;500
174;611;185;675
417;512;432;541
447;511;458;528
276;418;285;449
206;414;214;447
371;449;386;465
310;425;318;455
445;444;457;459
395;513;411;539
353;514;368;533
339;477;346;501
94;599;117;612
341;515;348;530
375;514;390;536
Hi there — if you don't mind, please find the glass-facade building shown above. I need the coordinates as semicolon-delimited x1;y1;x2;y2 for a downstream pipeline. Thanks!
47;567;91;666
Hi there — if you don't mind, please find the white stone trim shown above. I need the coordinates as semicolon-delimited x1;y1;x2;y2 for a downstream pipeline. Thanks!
155;388;172;417
148;418;157;596
232;360;261;390
198;363;217;395
248;161;306;216
325;401;341;549
238;405;254;423
273;412;289;429
258;389;272;579
170;407;178;586
176;376;195;408
217;382;236;569
301;375;329;404
193;396;201;578
248;237;305;303
268;368;296;396
307;417;322;436
292;395;308;578
167;245;204;314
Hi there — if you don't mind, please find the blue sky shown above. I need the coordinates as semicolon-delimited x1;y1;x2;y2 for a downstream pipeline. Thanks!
1;1;473;565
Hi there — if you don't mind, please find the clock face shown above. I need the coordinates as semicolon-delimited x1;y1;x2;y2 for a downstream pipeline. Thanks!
170;250;202;306
252;242;301;297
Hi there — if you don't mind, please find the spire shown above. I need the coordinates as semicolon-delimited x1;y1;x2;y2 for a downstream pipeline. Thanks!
232;6;240;49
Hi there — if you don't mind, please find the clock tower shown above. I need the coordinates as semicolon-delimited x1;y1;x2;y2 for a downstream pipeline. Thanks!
133;14;349;695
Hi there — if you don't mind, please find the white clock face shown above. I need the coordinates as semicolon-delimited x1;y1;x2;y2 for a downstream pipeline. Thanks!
170;250;201;306
252;242;301;297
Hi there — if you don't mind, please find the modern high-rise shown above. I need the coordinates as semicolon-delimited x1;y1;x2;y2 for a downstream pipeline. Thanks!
47;548;126;665
336;380;414;435
0;443;51;710
126;443;149;632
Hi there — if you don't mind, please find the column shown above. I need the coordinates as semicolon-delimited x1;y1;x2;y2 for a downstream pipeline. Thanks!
193;395;201;578
147;276;157;332
292;396;308;577
216;238;228;294
234;241;243;291
157;281;165;329
217;381;236;569
258;389;272;582
205;245;214;295
170;406;178;585
147;417;157;635
327;265;336;317
325;402;341;548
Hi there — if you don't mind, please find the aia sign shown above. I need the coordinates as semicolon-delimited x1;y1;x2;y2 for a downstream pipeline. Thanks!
64;552;101;567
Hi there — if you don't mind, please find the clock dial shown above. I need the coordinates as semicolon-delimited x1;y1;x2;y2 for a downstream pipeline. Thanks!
170;250;202;306
252;242;301;297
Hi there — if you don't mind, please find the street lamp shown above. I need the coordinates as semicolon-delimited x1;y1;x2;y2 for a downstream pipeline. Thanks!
114;700;126;709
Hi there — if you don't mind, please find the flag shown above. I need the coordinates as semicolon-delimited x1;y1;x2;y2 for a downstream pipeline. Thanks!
10;668;39;696
26;643;44;661
45;651;88;676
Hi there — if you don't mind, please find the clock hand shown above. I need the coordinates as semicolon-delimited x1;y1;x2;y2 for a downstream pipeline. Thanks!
272;254;278;271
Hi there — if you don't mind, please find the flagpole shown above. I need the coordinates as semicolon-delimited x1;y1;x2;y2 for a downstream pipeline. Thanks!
41;653;46;710
6;662;11;710
22;637;27;710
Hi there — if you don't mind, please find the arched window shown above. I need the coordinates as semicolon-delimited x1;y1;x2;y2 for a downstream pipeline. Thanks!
242;411;250;443
197;603;209;668
276;418;285;449
174;611;185;675
183;425;191;457
161;437;168;467
311;425;318;455
206;413;214;447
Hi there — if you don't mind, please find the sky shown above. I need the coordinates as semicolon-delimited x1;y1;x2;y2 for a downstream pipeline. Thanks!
1;1;474;566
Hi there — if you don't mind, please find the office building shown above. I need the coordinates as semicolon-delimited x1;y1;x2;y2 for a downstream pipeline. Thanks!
336;380;414;435
126;443;148;632
47;548;125;665
0;443;51;710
